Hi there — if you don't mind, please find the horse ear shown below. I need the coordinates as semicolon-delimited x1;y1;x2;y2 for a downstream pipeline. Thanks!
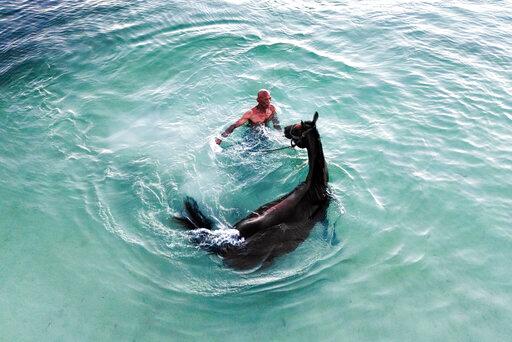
301;120;304;126
313;111;319;124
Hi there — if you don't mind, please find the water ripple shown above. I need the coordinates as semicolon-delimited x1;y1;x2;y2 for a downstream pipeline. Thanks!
2;0;512;339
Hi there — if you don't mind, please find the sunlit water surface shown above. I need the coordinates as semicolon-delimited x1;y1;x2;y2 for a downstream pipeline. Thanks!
1;0;511;340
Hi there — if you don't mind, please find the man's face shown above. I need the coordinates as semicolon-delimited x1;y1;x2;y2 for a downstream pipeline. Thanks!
257;92;271;107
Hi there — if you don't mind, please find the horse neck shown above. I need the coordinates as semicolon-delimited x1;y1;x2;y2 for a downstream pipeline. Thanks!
304;129;328;192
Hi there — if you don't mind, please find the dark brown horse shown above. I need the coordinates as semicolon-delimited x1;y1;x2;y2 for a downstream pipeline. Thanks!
176;112;330;270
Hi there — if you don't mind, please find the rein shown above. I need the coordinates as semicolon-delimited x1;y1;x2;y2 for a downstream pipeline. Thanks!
257;125;314;154
224;124;314;154
257;141;295;154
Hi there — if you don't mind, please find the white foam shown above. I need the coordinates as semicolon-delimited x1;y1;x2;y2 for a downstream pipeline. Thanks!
193;228;245;247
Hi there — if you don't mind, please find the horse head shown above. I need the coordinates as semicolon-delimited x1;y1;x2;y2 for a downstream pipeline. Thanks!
284;111;319;148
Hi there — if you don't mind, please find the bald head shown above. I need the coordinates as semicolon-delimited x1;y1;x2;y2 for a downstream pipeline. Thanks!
257;89;270;98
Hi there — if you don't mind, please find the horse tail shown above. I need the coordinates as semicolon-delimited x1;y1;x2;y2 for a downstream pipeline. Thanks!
174;196;215;230
174;197;242;256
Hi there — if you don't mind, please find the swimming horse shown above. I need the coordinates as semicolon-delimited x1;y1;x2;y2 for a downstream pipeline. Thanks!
175;112;330;270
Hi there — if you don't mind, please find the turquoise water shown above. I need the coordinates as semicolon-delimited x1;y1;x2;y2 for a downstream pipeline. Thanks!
1;0;512;340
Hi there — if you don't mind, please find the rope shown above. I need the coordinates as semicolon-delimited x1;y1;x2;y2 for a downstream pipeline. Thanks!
256;145;294;154
251;139;297;154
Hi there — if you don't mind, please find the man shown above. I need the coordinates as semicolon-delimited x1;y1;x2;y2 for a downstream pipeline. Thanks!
215;89;281;145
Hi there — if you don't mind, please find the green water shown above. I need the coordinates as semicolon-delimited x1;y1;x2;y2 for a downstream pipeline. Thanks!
1;1;511;340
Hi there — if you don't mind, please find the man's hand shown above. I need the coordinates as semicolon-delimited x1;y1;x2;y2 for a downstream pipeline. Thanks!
215;137;222;145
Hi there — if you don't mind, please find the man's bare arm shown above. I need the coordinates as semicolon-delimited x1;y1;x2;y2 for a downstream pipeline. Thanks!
215;111;251;145
270;108;281;130
271;113;281;130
